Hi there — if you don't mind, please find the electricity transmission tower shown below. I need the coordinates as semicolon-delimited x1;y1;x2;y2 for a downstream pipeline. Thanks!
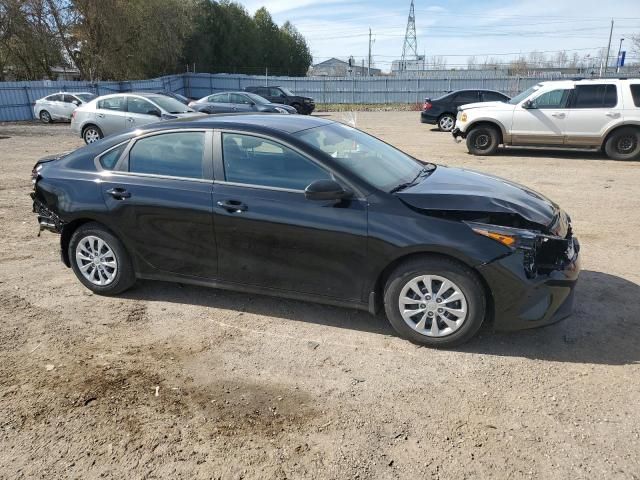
400;0;419;71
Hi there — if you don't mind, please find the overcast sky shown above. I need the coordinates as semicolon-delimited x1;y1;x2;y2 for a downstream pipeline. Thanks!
242;0;640;71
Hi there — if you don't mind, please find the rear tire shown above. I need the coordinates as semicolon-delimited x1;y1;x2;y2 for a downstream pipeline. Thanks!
69;222;135;295
438;113;456;132
82;125;103;144
604;127;640;161
383;257;486;348
466;125;500;156
39;110;51;124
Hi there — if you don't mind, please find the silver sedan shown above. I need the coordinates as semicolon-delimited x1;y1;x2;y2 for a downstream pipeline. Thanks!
34;92;96;123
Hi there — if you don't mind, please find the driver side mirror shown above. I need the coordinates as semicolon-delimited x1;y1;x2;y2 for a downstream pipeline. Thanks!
147;109;162;117
522;99;536;109
305;179;352;201
72;100;80;106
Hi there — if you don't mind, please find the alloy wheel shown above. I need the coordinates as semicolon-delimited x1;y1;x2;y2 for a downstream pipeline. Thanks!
75;235;118;286
84;128;100;144
439;115;455;131
40;111;51;123
398;274;468;337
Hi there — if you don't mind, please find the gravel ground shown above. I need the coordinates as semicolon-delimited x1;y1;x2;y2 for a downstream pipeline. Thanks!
1;113;639;479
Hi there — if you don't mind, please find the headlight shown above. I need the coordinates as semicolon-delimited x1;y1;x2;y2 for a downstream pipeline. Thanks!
304;99;312;103
275;107;288;114
459;112;468;122
465;221;574;278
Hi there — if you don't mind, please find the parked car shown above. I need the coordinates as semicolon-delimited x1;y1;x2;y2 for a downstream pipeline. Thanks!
421;89;510;132
34;92;96;123
31;114;580;348
244;86;315;114
453;78;640;160
154;90;192;105
71;92;203;144
188;91;297;114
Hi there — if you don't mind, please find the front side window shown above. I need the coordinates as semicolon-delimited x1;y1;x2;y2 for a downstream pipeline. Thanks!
128;132;206;179
47;94;62;102
269;88;284;97
508;85;541;105
127;97;157;115
572;84;618;108
532;89;571;109
222;133;330;190
63;94;79;104
75;93;96;103
97;96;126;111
455;91;479;103
146;95;192;114
294;122;427;192
482;91;508;102
230;93;251;105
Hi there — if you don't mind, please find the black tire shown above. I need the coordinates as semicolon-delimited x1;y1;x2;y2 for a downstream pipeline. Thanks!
291;103;303;114
39;110;51;124
383;256;486;348
604;127;640;161
82;124;103;144
466;124;500;156
438;113;456;132
69;222;136;295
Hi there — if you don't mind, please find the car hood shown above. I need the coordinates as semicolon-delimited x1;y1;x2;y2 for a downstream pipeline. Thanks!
396;166;558;227
459;101;512;110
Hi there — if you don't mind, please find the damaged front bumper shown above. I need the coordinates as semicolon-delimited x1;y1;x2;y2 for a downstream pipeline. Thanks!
31;193;64;234
478;234;580;331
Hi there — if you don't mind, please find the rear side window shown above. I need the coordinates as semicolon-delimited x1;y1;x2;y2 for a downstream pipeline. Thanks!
572;85;617;108
47;94;62;102
97;96;126;111
99;143;127;170
222;133;330;190
630;85;640;107
128;132;206;179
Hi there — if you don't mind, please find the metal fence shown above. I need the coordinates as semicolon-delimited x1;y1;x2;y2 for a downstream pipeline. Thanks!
0;71;632;122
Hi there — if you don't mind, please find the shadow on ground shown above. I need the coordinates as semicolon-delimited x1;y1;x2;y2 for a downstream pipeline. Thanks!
124;270;640;366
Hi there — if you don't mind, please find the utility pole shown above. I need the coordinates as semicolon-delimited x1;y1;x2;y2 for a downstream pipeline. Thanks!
368;28;372;77
603;19;614;76
616;38;624;73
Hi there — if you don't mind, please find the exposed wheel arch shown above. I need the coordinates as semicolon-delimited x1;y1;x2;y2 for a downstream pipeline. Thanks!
369;251;494;324
61;219;129;268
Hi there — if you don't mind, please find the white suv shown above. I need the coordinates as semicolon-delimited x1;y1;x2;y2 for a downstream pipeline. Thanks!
453;78;640;161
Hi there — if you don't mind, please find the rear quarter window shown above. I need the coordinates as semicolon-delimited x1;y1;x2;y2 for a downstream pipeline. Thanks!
99;143;128;170
572;84;618;108
630;85;640;107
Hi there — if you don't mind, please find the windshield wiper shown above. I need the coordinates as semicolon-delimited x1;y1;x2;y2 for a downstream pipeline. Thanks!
389;165;435;194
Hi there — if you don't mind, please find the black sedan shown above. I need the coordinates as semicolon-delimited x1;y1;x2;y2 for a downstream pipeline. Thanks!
188;91;297;115
421;89;510;132
31;115;580;347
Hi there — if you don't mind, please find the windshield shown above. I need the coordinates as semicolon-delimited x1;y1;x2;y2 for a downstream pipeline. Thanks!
280;87;295;96
294;122;432;192
75;93;96;102
147;95;193;114
508;85;540;105
246;92;270;104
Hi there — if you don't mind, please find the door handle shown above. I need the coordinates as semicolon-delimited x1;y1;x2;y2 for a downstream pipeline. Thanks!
551;112;566;118
97;113;105;118
106;188;131;200
605;112;620;118
127;117;134;122
217;200;247;213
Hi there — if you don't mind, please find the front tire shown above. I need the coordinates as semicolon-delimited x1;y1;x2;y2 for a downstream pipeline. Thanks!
466;125;500;156
604;127;640;161
82;125;103;144
39;110;51;123
383;257;486;348
69;223;135;295
438;113;455;132
291;103;304;114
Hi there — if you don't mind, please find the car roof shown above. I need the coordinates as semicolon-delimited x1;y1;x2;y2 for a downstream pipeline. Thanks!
141;113;334;135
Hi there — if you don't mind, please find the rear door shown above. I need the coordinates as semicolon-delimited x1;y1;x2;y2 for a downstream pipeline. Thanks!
211;130;368;300
125;96;162;130
511;88;573;145
62;94;80;119
563;84;621;146
100;130;217;278
95;96;127;136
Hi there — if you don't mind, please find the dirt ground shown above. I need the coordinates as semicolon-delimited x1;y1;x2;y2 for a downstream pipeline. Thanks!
1;112;639;479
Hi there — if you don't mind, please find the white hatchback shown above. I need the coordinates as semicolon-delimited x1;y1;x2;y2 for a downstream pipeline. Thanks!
453;78;640;161
33;92;96;123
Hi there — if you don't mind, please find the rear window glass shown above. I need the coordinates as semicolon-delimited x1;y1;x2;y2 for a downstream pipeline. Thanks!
572;85;617;108
99;143;127;170
630;85;640;107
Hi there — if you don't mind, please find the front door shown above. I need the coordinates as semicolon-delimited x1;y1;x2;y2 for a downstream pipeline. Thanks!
125;96;162;130
511;88;573;145
212;131;368;301
100;130;217;278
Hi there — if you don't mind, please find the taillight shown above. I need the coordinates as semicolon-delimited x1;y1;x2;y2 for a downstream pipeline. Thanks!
423;101;432;111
